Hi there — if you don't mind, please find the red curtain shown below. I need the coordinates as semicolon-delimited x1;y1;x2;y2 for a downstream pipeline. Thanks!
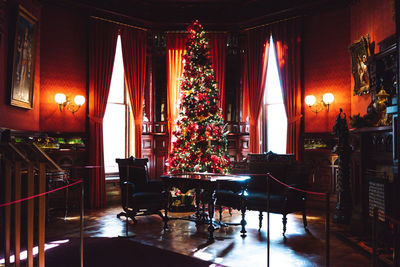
241;36;249;123
208;33;227;118
272;20;303;160
121;27;147;158
244;29;269;153
88;20;117;208
166;34;186;151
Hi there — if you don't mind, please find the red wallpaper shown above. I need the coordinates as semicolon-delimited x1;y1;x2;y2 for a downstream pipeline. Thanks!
350;0;395;116
0;0;41;131
39;4;87;132
304;7;351;133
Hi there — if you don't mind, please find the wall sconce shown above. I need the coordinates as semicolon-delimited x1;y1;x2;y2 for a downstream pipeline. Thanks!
55;93;85;114
305;93;334;114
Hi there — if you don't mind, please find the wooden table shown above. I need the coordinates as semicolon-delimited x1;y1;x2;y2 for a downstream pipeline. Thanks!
161;173;250;240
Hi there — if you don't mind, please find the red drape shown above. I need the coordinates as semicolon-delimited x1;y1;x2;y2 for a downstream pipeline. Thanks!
208;33;227;118
241;36;249;123
88;20;117;208
121;27;147;158
166;34;186;151
272;21;303;160
244;29;269;153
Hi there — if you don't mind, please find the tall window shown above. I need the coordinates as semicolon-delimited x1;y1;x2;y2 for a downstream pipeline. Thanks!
260;36;287;154
103;35;130;174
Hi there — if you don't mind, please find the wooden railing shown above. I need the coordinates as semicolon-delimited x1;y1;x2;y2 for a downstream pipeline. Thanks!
1;143;47;267
1;142;84;267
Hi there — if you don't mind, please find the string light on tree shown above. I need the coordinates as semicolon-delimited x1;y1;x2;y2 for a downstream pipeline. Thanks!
166;20;231;174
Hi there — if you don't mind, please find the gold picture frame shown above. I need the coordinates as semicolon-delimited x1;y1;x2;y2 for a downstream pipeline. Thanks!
349;35;372;96
10;5;38;109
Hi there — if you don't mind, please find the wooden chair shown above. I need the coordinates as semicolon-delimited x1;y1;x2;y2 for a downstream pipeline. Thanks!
116;157;168;225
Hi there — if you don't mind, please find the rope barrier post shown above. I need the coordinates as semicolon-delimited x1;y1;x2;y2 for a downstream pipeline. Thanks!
27;163;34;267
325;192;330;267
80;180;84;267
394;224;400;267
119;164;135;238
4;159;11;267
126;179;130;237
372;208;378;267
38;163;46;267
14;161;21;267
267;174;270;267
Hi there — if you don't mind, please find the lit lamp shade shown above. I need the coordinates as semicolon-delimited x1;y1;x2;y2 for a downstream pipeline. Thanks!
55;93;66;104
74;95;85;106
304;95;316;107
322;93;334;105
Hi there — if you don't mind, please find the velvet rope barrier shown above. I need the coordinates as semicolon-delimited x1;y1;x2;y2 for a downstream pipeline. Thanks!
266;173;327;196
235;172;328;196
0;178;85;267
266;173;329;267
255;172;400;267
0;180;82;208
68;165;144;169
238;173;330;267
68;166;104;169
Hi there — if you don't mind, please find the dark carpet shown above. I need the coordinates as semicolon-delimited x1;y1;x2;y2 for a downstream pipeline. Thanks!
40;237;221;267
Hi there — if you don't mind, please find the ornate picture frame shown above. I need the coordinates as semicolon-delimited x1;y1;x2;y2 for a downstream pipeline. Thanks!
10;5;38;109
349;35;371;96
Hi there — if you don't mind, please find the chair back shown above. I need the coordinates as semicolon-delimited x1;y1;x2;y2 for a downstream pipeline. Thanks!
116;157;149;207
130;158;149;191
247;152;296;193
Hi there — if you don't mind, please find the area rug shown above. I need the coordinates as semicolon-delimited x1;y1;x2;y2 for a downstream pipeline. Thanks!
37;237;223;267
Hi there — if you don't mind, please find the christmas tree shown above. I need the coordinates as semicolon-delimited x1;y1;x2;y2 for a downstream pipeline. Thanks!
166;20;231;174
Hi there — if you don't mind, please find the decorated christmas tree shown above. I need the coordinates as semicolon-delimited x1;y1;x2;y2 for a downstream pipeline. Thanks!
167;21;231;174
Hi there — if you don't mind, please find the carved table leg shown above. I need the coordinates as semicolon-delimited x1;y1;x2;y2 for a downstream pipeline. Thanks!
302;209;308;229
202;202;206;220
163;186;169;230
240;206;247;237
282;214;287;236
208;190;216;241
195;187;201;218
259;211;263;231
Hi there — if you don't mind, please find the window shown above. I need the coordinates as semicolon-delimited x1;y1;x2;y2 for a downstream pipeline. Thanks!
260;36;287;154
103;35;131;175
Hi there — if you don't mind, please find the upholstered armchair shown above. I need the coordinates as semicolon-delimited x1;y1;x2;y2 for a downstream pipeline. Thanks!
116;157;168;226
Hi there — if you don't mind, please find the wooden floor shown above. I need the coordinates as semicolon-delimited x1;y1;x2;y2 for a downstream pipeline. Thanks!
45;201;375;267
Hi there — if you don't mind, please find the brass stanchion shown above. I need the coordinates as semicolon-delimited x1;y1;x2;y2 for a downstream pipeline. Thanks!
372;208;378;267
267;174;270;267
119;165;135;238
80;181;84;267
394;224;399;267
325;192;330;267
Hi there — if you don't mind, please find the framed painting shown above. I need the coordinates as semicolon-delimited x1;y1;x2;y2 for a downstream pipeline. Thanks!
10;5;38;109
349;35;371;96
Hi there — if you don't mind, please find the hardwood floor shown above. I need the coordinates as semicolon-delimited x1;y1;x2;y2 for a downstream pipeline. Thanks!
45;201;373;267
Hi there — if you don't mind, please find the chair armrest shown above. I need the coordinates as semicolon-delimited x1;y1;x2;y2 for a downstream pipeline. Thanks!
121;181;135;194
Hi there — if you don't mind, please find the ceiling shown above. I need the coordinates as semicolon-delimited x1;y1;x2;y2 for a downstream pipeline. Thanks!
60;0;350;29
